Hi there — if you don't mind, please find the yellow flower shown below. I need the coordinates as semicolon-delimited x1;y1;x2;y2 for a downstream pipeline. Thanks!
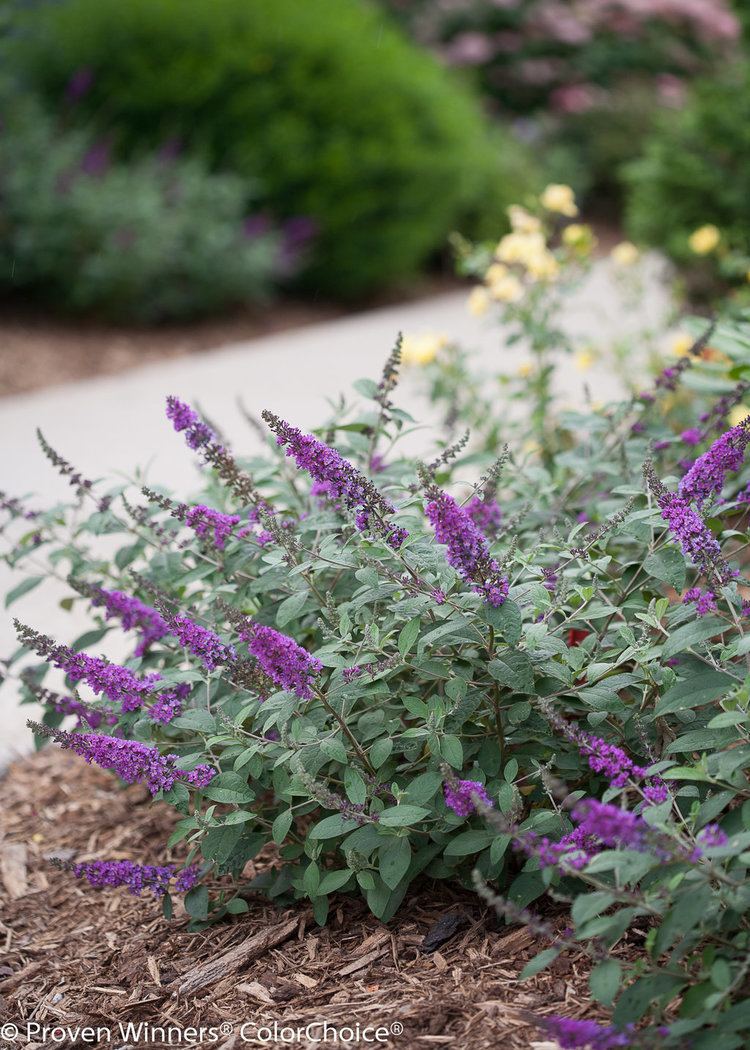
671;332;694;357
526;250;560;281
729;404;750;428
400;332;448;366
574;349;596;372
611;241;639;266
467;286;490;317
540;183;578;217
496;230;547;266
517;361;534;378
688;224;721;255
507;204;541;233
487;268;524;303
562;223;595;254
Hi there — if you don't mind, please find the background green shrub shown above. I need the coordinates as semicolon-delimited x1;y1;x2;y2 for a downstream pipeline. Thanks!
624;63;750;265
11;0;531;299
0;96;284;322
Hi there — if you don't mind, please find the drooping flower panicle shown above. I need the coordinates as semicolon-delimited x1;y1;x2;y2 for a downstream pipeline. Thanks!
68;860;201;898
89;586;169;656
29;721;215;796
261;410;408;549
444;778;494;817
170;616;236;671
239;621;322;699
679;418;750;506
165;396;217;450
425;489;509;606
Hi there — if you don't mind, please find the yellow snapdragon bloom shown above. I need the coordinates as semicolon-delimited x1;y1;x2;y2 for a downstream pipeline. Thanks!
507;205;541;234
611;241;639;266
540;183;578;217
467;286;490;317
729;404;750;428
562;223;596;255
517;361;534;378
400;332;448;366
688;224;720;254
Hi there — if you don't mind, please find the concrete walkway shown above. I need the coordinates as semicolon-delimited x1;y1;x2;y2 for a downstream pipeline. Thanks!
0;259;672;766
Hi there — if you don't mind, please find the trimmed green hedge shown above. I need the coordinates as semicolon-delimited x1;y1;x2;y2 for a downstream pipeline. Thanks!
624;62;750;263
13;0;531;298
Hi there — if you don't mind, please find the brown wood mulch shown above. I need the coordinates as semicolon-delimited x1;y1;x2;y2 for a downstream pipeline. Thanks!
0;749;609;1049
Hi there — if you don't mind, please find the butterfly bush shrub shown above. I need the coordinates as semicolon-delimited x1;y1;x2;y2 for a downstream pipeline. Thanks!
4;187;750;1046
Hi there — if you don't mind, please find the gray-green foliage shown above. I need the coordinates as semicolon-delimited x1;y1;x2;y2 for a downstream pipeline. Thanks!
0;96;282;321
5;307;750;1044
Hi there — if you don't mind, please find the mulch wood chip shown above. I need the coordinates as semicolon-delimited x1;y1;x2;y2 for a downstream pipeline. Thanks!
0;749;611;1048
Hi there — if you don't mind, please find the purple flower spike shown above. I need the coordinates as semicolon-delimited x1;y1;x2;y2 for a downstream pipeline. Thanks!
185;504;240;549
171;616;236;671
262;410;407;549
683;587;717;617
166;396;217;451
657;492;724;578
680;419;750;507
444;779;493;818
425;489;509;607
90;587;168;657
70;860;201;898
240;621;322;699
539;1016;633;1049
465;494;502;538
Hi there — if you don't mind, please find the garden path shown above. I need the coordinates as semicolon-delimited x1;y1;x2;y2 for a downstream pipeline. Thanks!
0;257;672;765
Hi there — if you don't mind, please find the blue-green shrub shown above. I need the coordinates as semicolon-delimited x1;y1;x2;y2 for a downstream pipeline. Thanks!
11;0;531;298
0;98;283;322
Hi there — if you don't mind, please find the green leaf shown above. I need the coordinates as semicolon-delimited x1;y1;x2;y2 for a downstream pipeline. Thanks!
572;891;615;926
440;734;463;769
378;805;430;827
488;650;534;693
663;617;725;659
613;975;684;1026
303;862;320;896
201;824;245;864
398;617;421;657
172;709;216;733
590;959;621;1006
379;838;412;889
309;814;360;839
404;771;442;805
318;869;353;895
272;810;293;845
520;948;559;979
344;767;367;806
653;671;732;718
482;600;522;644
369;738;393;769
276;591;309;627
202;772;254;804
184;885;209;920
321;737;349;764
226;897;249;915
443;829;494;857
643;547;686;591
5;576;43;608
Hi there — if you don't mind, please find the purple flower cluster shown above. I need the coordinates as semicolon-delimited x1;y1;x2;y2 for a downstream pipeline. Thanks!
679;419;750;506
36;724;215;795
185;504;240;549
240;622;322;699
540;1016;633;1049
91;587;168;657
171;616;236;671
165;396;216;451
444;779;493;818
342;666;363;683
466;494;502;538
680;427;702;447
70;860;201;898
54;647;161;713
425;490;509;606
262;411;407;549
657;492;724;578
683;587;718;617
51;693;117;730
149;683;190;725
697;823;728;848
571;799;648;851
